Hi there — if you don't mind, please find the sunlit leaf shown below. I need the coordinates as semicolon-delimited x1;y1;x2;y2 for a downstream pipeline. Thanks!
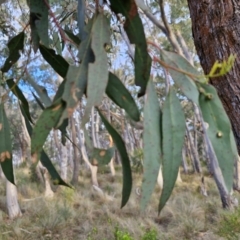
199;83;234;191
109;0;151;97
141;80;161;210
83;14;110;125
106;72;140;122
98;109;132;208
1;32;25;73
0;103;14;184
159;88;185;213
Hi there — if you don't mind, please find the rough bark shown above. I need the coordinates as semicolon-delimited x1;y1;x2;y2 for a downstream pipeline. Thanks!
187;0;240;153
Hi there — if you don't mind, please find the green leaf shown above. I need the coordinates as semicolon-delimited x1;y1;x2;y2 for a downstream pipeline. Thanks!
109;0;151;97
28;0;49;50
0;103;14;184
161;50;199;105
141;80;161;210
6;79;33;123
40;151;71;187
58;19;94;126
91;147;115;166
26;75;52;107
52;32;62;55
64;29;81;46
106;72;140;122
1;32;25;73
31;100;65;161
159;88;185;213
199;84;235;191
83;14;110;125
19;104;70;187
98;109;132;208
32;92;45;110
39;44;69;78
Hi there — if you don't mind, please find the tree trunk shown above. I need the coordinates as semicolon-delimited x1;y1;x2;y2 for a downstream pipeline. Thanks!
70;116;80;185
187;1;240;153
6;179;22;219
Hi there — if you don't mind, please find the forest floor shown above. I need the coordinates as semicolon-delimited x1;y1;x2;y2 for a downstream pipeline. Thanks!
0;166;239;240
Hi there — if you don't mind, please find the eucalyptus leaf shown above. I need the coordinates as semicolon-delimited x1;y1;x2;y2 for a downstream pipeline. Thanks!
141;80;161;210
159;88;185;213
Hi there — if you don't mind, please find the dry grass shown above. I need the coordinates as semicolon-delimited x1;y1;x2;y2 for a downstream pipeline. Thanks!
0;168;239;239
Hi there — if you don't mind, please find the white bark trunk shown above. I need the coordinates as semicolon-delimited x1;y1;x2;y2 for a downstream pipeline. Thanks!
38;162;54;198
6;180;22;219
60;144;68;181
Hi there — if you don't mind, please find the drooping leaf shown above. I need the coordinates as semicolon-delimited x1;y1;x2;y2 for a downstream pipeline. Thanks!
141;80;161;210
19;104;70;187
109;0;151;97
32;92;45;110
52;32;62;55
106;72;140;122
40;151;71;187
58;19;94;126
28;0;49;51
64;29;81;46
98;109;132;208
39;44;69;78
6;79;33;123
26;76;52;107
82;14;111;125
31;100;65;161
199;84;235;191
91;147;115;166
159;88;185;213
161;50;203;79
1;32;25;73
161;50;199;105
0;103;14;184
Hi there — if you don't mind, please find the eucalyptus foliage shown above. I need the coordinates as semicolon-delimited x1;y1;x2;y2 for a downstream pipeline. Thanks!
0;0;237;212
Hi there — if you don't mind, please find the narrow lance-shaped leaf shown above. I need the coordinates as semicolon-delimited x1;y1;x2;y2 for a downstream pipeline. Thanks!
0;103;14;184
199;83;235;191
82;14;110;125
98;109;132;208
109;0;152;97
27;0;49;51
106;72;140;122
39;44;69;78
159;88;185;213
6;79;33;123
161;50;199;105
1;32;25;73
31;100;65;162
19;104;70;187
58;18;94;126
141;80;161;210
64;29;81;46
52;32;62;55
